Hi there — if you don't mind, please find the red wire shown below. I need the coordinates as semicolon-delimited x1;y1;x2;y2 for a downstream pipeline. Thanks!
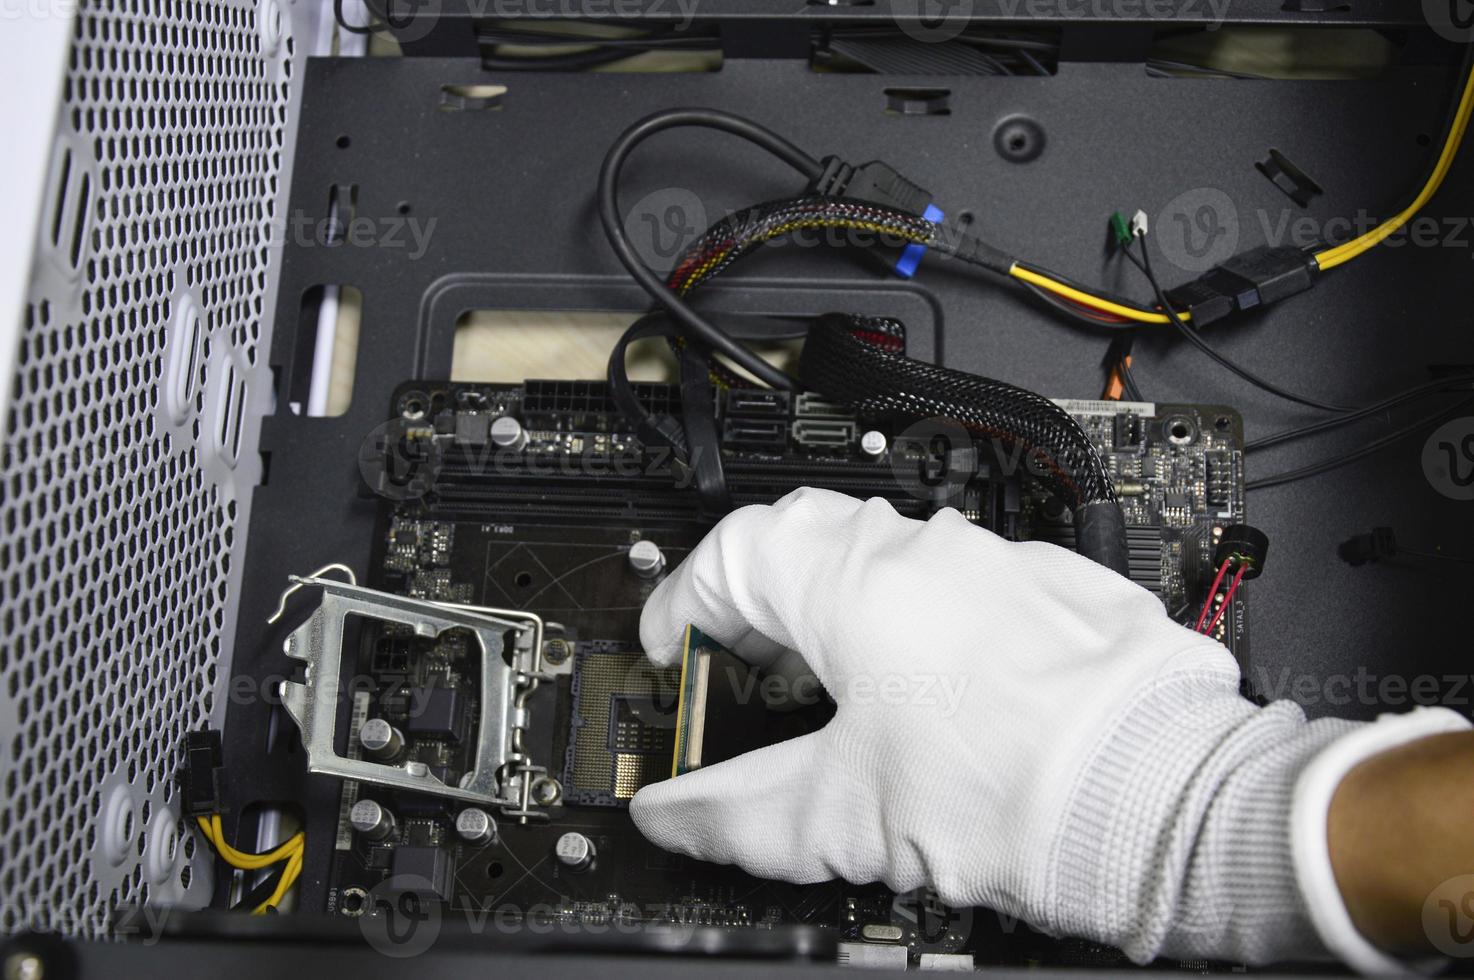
1202;565;1248;636
1064;297;1132;324
1194;558;1234;632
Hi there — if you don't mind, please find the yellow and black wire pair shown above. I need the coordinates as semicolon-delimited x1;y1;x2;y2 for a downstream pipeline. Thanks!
195;814;304;915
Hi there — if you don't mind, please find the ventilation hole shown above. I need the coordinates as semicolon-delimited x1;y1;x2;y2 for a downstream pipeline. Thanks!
289;284;362;417
50;149;73;248
883;87;951;117
67;172;91;269
439;83;507;112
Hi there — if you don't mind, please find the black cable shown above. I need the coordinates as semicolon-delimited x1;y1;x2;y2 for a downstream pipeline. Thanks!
1246;395;1474;491
1246;374;1474;451
332;0;384;35
606;311;814;441
1398;548;1474;565
1120;359;1143;400
1134;235;1354;413
597;110;825;392
1011;259;1160;319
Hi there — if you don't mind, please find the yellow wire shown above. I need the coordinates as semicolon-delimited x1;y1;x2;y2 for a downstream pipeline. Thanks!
1008;264;1186;324
1012;63;1474;316
253;846;304;915
196;814;306;913
1315;64;1474;271
196;815;303;870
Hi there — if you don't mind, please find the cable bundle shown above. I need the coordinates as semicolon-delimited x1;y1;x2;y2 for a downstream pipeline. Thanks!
667;197;937;295
196;814;304;915
800;316;1114;511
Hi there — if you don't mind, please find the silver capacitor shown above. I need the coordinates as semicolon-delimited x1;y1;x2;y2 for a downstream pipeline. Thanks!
554;831;595;872
455;808;497;847
490;415;528;452
358;718;404;761
627;539;665;579
349;799;396;841
860;430;888;460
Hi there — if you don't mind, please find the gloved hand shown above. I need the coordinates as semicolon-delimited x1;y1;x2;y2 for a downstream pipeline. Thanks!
630;488;1468;968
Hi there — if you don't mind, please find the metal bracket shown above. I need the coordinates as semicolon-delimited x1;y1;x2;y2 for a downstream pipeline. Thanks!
275;573;549;816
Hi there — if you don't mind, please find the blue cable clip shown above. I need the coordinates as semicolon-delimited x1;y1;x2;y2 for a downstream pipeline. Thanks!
893;203;945;279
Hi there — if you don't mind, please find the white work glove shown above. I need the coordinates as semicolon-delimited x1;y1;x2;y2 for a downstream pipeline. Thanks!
630;488;1469;968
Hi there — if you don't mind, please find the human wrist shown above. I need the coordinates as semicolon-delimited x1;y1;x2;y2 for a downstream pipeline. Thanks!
1307;719;1474;966
1293;707;1471;974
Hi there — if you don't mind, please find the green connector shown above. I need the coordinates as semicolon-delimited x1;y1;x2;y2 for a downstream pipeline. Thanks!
1109;211;1132;247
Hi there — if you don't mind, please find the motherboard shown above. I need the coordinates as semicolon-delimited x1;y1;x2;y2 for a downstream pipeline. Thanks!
319;377;1250;968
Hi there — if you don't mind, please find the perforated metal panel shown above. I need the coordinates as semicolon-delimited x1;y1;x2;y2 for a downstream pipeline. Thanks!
0;0;302;937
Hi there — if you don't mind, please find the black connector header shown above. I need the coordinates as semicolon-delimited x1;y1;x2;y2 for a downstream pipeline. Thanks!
1165;245;1318;327
177;728;227;818
810;157;933;218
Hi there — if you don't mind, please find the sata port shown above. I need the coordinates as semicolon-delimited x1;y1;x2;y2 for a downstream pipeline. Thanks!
794;393;851;419
726;388;790;416
791;420;856;448
722;417;787;452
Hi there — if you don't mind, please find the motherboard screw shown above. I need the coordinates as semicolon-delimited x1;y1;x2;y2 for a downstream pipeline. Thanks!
543;638;572;665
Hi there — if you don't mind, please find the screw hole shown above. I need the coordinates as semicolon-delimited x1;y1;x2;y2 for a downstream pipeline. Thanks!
397;201;411;215
1214;416;1232;431
488;861;504;878
513;571;533;588
336;134;352;149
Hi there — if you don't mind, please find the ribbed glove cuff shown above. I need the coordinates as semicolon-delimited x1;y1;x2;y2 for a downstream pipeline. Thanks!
1049;664;1353;964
